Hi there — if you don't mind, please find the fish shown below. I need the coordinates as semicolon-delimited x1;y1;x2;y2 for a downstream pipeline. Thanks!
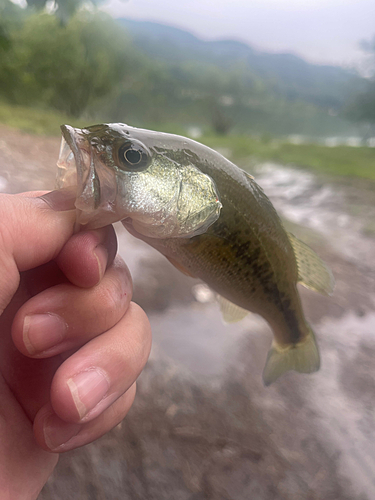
56;123;335;385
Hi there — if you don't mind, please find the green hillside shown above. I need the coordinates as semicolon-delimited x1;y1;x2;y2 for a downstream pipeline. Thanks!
113;18;364;137
118;19;360;111
0;4;369;138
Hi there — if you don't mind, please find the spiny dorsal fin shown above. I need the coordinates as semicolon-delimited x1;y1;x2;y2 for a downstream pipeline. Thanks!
216;295;249;323
263;325;320;385
244;171;255;180
288;233;335;296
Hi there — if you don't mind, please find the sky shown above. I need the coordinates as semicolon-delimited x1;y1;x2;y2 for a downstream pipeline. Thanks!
102;0;375;70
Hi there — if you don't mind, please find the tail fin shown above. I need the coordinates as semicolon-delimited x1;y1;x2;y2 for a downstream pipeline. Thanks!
262;326;320;386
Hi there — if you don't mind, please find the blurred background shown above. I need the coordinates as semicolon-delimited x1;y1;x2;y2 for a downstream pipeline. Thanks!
1;0;375;498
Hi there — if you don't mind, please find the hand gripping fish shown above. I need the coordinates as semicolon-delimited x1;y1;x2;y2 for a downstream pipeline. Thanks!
56;123;334;385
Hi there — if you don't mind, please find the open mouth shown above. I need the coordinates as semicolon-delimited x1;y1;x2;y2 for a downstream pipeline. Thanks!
56;125;92;195
56;125;120;228
56;134;78;190
56;125;102;223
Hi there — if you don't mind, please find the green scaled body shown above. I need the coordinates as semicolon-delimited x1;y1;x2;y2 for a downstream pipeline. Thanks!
57;123;335;384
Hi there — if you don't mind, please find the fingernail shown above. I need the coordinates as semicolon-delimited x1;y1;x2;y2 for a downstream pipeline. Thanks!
44;413;81;451
23;314;67;355
39;187;76;211
67;369;110;420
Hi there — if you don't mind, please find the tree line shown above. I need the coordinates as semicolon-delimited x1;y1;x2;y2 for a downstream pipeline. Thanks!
0;0;374;135
0;0;269;132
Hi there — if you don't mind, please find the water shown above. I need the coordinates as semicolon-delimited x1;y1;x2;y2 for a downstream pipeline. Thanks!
255;162;375;266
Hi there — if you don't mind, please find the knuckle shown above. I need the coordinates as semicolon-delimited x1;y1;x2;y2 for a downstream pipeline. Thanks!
0;218;13;254
0;216;20;312
95;258;133;317
99;277;126;315
127;303;152;364
112;256;132;289
108;303;151;378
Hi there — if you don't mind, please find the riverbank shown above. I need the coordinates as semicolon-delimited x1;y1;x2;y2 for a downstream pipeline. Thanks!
1;102;374;181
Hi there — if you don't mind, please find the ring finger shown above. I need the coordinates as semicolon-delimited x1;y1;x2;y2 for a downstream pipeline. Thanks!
48;302;151;424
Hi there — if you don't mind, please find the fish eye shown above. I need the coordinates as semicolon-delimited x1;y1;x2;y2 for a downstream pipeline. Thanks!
124;148;142;164
117;141;150;171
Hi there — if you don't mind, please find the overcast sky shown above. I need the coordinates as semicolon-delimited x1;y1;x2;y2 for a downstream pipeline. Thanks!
103;0;375;69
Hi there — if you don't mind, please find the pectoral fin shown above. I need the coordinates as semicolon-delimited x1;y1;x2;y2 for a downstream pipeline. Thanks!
216;295;249;323
288;233;335;296
262;325;320;385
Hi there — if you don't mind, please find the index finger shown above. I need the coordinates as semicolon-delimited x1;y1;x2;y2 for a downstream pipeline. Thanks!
0;191;76;313
1;192;76;272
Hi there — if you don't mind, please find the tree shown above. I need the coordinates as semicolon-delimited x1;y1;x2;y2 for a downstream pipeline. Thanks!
0;0;27;49
346;81;375;125
26;0;106;24
0;12;134;117
346;36;375;130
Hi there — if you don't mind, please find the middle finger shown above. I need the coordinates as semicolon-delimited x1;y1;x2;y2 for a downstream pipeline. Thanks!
12;257;132;358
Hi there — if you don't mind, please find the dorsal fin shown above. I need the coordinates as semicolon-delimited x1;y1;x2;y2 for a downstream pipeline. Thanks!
244;171;255;181
216;295;249;323
288;233;335;296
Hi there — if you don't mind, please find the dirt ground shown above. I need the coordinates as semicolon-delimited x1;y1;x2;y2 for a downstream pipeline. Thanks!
1;125;375;500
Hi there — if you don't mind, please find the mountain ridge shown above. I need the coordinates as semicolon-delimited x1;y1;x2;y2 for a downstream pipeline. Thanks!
117;18;361;110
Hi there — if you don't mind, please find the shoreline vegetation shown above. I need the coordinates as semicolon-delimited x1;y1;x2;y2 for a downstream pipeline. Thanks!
0;101;374;182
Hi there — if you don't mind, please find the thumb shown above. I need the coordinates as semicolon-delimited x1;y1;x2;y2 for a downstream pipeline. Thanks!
0;190;76;314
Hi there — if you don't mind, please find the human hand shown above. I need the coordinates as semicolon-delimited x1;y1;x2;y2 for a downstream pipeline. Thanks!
0;190;151;500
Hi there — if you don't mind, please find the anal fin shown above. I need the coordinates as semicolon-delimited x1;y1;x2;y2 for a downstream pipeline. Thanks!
216;295;249;323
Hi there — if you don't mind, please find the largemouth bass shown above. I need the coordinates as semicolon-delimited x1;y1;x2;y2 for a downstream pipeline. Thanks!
56;123;334;385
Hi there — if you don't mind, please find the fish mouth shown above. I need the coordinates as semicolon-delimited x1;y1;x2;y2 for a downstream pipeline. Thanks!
57;124;100;215
56;126;80;191
56;125;118;228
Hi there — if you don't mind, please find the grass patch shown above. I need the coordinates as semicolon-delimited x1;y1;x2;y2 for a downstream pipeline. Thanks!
201;135;375;182
0;103;374;181
0;102;88;135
